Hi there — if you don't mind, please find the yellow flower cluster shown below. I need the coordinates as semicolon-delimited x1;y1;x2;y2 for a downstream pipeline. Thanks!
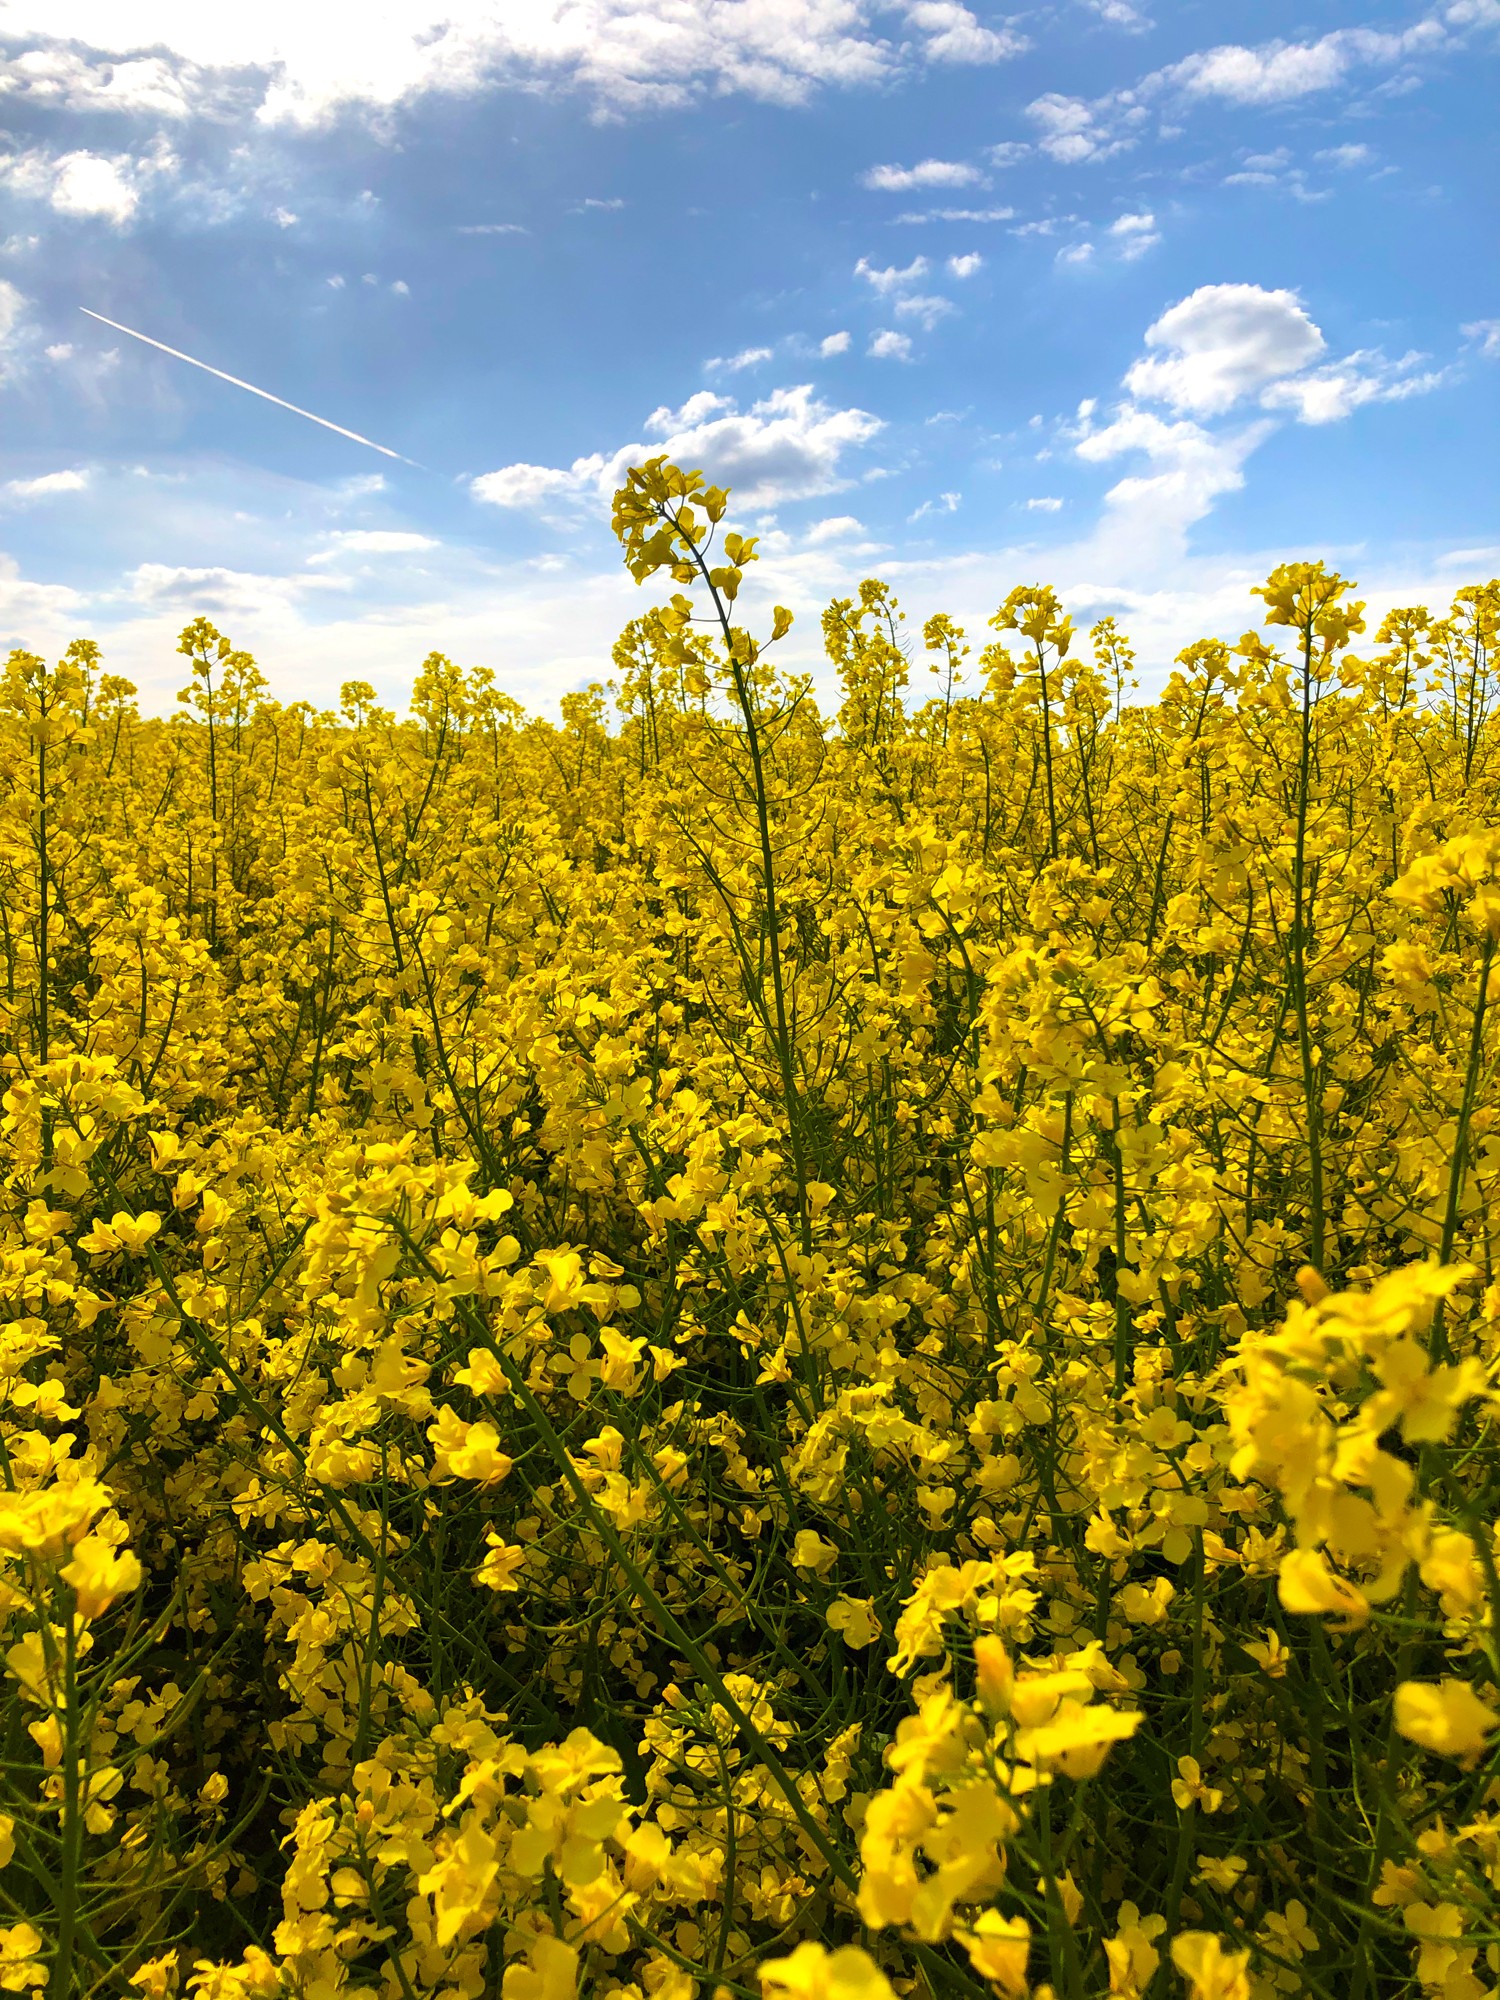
0;476;1498;1999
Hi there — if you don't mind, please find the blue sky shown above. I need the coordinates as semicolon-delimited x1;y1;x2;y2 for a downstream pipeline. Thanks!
2;0;1497;716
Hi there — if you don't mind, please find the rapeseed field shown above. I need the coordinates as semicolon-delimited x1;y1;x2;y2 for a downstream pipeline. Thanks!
2;455;1499;1999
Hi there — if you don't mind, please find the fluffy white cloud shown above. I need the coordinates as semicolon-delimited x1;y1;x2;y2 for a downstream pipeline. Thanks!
645;392;732;434
473;383;882;512
3;468;91;502
1161;24;1443;105
1124;284;1326;416
868;330;913;360
471;463;582;509
804;515;864;543
1463;320;1500;359
855;256;929;294
0;553;87;632
861;158;981;191
820;331;851;356
0;0;1023;125
1122;283;1453;426
0;136;177;225
1024;496;1063;511
902;1;1029;62
947;252;983;278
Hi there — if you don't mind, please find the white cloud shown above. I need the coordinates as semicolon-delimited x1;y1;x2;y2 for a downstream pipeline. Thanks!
868;330;913;360
455;222;528;235
947;252;983;278
15;0;1463;141
128;562;346;611
1085;0;1153;28
0;47;201;117
909;491;960;522
1026;92;1143;163
326;274;346;289
0;0;1021;124
1259;348;1451;422
861;159;982;191
1160;24;1444;106
577;197;626;211
1462;320;1500;359
338;474;387;497
804;515;864;543
1315;142;1374;167
0;141;178;225
987;141;1031;166
820;331;851;356
902;1;1029;62
1108;212;1159;258
1003;19;1474;184
893;294;956;331
855;256;929;294
1121;282;1452;427
473;383;882;512
46;342;74;362
1024;496;1063;511
273;205;298;225
362;273;378;285
1124;284;1325;416
646;391;732;433
391;279;409;295
0;280;33;383
3;468;91;502
307;529;439;561
706;346;773;373
894;206;1014;224
1;281;29;347
1057;242;1095;267
1074;404;1269;558
472;463;587;509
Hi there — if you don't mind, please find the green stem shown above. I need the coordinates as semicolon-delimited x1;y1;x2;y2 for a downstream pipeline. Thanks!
1291;621;1325;1273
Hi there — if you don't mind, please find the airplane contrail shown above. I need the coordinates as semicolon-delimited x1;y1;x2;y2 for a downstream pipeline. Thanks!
79;308;426;469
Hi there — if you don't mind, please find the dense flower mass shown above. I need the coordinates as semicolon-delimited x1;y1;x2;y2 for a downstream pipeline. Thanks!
1;459;1499;1999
